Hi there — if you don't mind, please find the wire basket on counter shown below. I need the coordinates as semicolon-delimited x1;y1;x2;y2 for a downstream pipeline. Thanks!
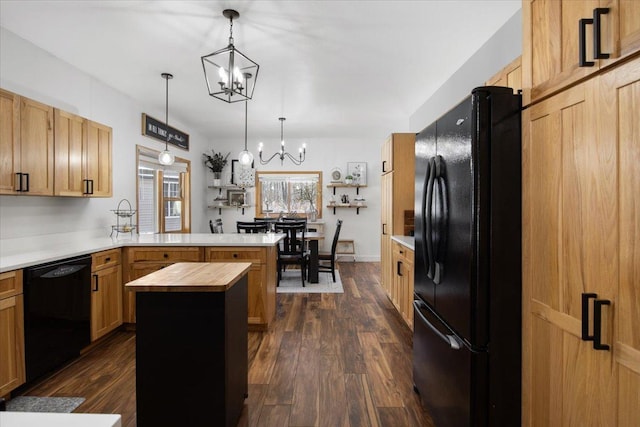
110;199;136;237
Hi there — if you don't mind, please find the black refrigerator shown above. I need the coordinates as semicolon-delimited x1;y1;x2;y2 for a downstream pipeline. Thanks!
412;86;521;427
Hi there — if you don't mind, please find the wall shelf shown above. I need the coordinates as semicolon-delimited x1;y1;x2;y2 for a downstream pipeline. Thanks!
326;183;366;195
207;204;251;215
326;204;367;215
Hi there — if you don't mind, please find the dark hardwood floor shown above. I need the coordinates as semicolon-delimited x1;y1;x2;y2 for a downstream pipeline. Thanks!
15;262;434;426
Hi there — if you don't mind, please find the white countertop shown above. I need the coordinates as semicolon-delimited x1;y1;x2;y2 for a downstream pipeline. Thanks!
0;412;121;427
391;235;415;251
0;231;283;273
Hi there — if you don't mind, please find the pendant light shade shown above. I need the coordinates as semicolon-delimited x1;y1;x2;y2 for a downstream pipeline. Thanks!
158;72;175;166
201;9;259;103
238;100;254;167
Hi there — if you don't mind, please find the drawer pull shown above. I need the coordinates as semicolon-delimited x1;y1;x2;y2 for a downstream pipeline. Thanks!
105;257;111;262
164;253;169;258
233;253;238;258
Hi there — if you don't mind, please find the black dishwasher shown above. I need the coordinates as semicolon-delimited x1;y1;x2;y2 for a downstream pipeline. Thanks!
24;254;92;382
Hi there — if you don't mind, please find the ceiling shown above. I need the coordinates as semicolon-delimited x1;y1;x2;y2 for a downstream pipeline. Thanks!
0;0;521;144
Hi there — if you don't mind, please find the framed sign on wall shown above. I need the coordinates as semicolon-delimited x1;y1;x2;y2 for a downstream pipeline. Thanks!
141;113;189;150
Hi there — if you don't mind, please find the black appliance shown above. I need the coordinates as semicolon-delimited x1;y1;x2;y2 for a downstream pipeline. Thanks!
24;254;92;382
413;86;521;426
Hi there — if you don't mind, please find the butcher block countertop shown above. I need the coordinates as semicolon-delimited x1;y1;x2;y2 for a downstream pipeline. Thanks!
125;262;251;292
0;231;283;273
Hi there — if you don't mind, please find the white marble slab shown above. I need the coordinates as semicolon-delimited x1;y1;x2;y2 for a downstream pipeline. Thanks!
0;231;283;273
391;235;415;251
0;412;121;427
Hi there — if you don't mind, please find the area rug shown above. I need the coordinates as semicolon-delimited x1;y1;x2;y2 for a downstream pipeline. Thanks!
6;396;85;413
277;269;344;293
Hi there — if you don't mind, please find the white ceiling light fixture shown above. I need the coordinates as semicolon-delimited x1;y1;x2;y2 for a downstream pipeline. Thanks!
258;117;306;166
238;99;254;168
201;9;259;103
158;72;175;166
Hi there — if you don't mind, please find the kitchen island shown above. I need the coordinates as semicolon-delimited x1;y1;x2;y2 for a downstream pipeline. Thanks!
126;262;250;427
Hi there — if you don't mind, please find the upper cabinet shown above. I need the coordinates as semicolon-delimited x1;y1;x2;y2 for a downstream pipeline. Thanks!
0;89;54;195
1;88;112;198
486;56;522;93
522;0;640;106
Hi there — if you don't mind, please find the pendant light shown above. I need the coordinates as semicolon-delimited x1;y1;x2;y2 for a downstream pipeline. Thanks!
158;72;175;166
238;98;254;168
201;9;259;103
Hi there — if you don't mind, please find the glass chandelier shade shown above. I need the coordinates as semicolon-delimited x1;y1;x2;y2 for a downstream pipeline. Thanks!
238;101;254;167
258;117;306;166
158;72;175;166
201;9;259;103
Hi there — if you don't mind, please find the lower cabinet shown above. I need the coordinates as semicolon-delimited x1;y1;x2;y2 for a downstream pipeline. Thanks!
205;246;277;331
0;270;25;396
391;241;414;330
122;247;204;323
91;249;123;341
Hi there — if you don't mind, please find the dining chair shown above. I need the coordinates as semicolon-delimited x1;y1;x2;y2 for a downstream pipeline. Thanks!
318;219;343;282
274;222;308;287
236;221;268;233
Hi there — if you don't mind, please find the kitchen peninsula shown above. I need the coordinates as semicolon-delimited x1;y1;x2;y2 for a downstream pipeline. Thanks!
0;231;281;331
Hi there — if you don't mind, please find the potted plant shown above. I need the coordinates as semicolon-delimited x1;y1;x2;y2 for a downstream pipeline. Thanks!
344;175;353;185
203;150;230;186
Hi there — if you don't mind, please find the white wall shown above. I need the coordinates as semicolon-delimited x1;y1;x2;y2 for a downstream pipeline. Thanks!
0;27;210;239
409;9;522;131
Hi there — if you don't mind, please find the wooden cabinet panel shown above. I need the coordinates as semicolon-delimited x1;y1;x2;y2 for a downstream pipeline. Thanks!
54;109;85;196
391;241;414;330
0;89;20;194
204;246;276;331
19;96;54;195
84;120;112;197
91;264;123;341
486;56;522;93
92;248;121;270
0;270;25;396
601;57;640;425
127;247;203;262
602;0;640;65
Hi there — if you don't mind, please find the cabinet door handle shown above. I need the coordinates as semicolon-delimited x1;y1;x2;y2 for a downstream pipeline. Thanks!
233;253;238;258
89;179;94;195
579;18;595;67
92;274;99;292
397;260;403;277
23;173;29;192
105;257;111;262
382;223;387;235
163;253;169;258
15;173;22;192
382;160;387;173
593;299;611;351
581;293;597;340
593;8;610;59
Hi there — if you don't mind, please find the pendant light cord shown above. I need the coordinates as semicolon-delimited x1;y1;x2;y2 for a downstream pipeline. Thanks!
244;101;248;150
165;75;169;150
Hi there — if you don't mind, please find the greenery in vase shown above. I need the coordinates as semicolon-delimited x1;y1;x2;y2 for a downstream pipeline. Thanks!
295;182;317;211
203;149;230;173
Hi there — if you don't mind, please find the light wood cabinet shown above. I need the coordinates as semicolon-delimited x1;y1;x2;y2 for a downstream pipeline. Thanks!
522;54;640;426
486;56;522;93
0;89;54;195
122;247;204;323
523;0;640;106
205;246;277;331
91;249;122;341
380;133;415;295
54;111;112;197
391;241;414;330
0;270;25;396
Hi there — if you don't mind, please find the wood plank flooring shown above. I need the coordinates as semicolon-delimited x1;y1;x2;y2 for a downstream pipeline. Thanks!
14;262;434;427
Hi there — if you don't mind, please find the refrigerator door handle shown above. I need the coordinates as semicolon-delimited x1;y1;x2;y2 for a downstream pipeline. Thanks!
425;158;436;279
433;156;447;284
414;300;462;350
420;158;433;278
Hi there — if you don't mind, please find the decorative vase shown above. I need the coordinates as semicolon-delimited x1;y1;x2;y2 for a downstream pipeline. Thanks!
308;207;317;222
345;178;353;185
212;172;222;187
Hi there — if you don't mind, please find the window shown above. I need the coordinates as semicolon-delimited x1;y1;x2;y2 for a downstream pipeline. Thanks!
137;146;191;233
256;171;322;218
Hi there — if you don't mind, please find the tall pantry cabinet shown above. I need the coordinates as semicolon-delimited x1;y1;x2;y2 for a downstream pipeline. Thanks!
380;133;415;295
522;1;640;425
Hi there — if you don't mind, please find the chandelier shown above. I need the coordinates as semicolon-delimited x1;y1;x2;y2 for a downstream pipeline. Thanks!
201;9;259;103
258;117;306;166
158;72;174;166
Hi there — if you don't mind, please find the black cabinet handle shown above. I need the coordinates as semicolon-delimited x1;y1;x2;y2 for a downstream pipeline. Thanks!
83;179;89;195
163;253;169;258
233;253;238;258
593;299;611;351
579;18;595;67
105;257;111;262
89;179;94;195
382;223;387;235
581;293;597;340
382;160;387;173
15;173;22;192
397;260;403;277
92;274;99;292
593;8;610;59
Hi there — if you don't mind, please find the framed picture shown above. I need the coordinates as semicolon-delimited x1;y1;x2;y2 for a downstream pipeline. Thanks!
231;159;255;186
227;189;246;206
347;162;367;185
